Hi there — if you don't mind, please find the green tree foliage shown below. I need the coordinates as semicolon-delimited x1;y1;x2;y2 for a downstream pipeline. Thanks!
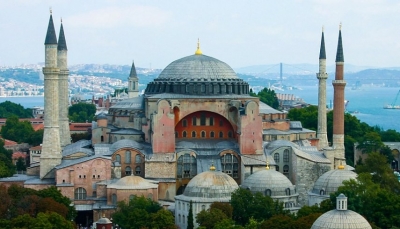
209;202;233;219
37;186;76;220
291;213;322;229
259;214;294;229
112;195;176;229
187;200;194;229
113;88;128;97
356;132;384;154
3;212;75;229
197;208;229;229
250;88;279;109
0;140;15;177
0;115;43;145
15;157;26;171
230;188;287;226
287;105;318;131
68;103;96;123
0;101;32;118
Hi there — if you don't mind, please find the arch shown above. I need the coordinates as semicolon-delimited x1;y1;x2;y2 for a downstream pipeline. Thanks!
191;131;196;138
183;131;187;138
283;165;289;174
274;153;280;163
283;149;290;162
135;154;142;163
265;189;272;196
210;131;215;138
135;166;141;175
219;131;224;138
177;153;197;178
275;165;279;171
129;195;135;200
285;188;291;196
125;166;132;175
228;130;233;138
121;136;125;140
115;154;121;163
201;131;206;138
112;194;117;205
74;187;87;200
125;150;131;163
320;189;325;195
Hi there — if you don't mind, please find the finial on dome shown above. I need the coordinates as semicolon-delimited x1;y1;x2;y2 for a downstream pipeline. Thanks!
50;7;52;14
266;160;270;170
210;161;216;171
195;38;202;55
338;162;345;170
339;22;342;30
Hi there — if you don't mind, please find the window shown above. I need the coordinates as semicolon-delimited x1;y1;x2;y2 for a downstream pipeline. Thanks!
192;117;197;126
182;119;187;127
101;136;104;142
210;117;214;126
228;131;233;138
200;113;206;126
221;153;239;178
114;136;117;142
219;120;223;126
125;151;131;163
115;154;121;163
201;131;206;138
129;195;135;200
283;165;289;174
219;131;223;138
183;131;187;138
274;153;280;163
275;165;279;171
74;187;87;200
210;131;215;138
135;154;142;163
191;131;196;138
202;205;206;210
135;166;141;175
125;166;132;175
265;189;272;196
320;189;325;195
177;154;197;178
285;188;291;196
112;194;117;205
283;149;289;162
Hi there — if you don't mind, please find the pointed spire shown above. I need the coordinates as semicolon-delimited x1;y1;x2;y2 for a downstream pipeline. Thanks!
319;27;326;59
129;60;138;78
57;20;67;51
335;23;344;62
195;38;202;55
45;11;58;45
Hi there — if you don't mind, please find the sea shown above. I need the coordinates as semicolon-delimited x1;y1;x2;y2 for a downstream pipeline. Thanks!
0;86;398;131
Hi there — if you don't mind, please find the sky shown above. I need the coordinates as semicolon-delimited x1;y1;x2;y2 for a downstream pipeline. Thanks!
1;0;400;69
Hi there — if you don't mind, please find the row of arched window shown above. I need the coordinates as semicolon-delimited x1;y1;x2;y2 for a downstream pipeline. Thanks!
176;130;233;138
181;116;224;127
273;149;290;163
125;166;141;175
115;152;142;164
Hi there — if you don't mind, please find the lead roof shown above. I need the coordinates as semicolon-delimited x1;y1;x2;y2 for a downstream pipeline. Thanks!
44;14;57;45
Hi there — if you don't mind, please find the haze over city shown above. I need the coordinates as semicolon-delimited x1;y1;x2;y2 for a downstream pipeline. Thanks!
1;0;400;69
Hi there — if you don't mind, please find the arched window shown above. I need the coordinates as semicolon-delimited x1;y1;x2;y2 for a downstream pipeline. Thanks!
320;189;325;195
74;187;87;200
274;153;280;163
192;117;197;126
265;189;272;196
147;193;153;200
210;131;215;138
219;131;223;138
135;166;141;175
285;188;291;196
177;154;197;178
115;154;121;163
200;113;206;126
275;165;279;171
135;154;142;163
201;131;206;138
283;149;289;162
221;153;239;178
210;117;214;126
125;151;131;163
112;194;117;205
283;165;289;173
183;131;187;138
182;119;187;127
125;166;132;175
178;214;181;223
101;136;104;142
191;131;196;138
202;205;206;210
228;131;233;138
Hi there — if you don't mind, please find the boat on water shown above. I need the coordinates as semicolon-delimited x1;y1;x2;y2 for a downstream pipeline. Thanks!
384;89;400;109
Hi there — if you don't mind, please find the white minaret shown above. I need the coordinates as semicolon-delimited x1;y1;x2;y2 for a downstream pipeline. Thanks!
40;11;62;179
128;61;139;98
317;28;329;150
58;19;71;148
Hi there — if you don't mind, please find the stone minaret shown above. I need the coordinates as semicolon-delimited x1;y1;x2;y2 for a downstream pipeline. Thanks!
40;11;62;179
332;24;346;167
128;61;139;98
317;28;329;150
58;20;71;148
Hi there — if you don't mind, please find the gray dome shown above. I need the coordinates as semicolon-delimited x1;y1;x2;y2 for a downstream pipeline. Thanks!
183;170;238;199
97;217;112;224
145;54;249;95
312;169;357;195
311;210;371;229
110;139;143;152
108;175;158;190
241;169;295;196
96;112;107;120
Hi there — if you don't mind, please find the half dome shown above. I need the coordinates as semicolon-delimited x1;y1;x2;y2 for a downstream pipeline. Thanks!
108;175;157;190
312;169;357;195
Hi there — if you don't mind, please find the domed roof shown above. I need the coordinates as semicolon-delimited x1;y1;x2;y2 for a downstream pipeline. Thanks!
311;194;371;229
241;168;296;196
312;169;357;195
108;175;158;190
110;139;143;152
96;112;107;120
157;54;239;81
182;170;239;199
97;216;112;224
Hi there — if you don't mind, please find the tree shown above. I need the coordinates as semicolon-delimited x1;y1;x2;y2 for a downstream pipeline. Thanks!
16;157;26;172
68;103;96;123
209;202;233;219
0;101;32;118
250;88;279;109
37;186;76;220
291;213;322;229
259;214;294;229
0;140;15;177
187;200;194;229
356;132;384;154
0;115;37;144
196;208;228;229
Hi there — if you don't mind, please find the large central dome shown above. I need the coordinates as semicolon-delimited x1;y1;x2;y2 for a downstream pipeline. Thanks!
145;52;249;96
157;54;239;81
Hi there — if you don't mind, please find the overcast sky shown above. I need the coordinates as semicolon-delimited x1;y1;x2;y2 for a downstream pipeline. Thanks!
1;0;400;69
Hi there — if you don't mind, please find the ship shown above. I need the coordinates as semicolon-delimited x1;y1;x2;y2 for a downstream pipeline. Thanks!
384;90;400;109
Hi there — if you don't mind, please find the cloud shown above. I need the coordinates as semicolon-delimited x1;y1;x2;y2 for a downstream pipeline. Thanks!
66;5;171;28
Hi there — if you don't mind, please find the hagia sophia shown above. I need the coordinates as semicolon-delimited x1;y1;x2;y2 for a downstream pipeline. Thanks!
0;13;372;229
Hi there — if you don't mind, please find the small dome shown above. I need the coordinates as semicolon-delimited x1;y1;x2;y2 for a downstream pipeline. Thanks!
110;139;143;152
312;169;357;195
97;217;112;224
108;175;158;190
312;210;372;229
183;171;238;199
241;169;295;196
96;112;107;120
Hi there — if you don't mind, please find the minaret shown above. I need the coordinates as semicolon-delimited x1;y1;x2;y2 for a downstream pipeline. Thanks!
332;23;346;167
128;61;139;98
58;19;71;148
40;10;62;178
317;28;329;150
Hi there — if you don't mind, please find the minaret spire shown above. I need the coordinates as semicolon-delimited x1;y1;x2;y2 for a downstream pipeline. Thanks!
128;60;139;98
44;11;57;45
332;23;346;168
316;27;329;150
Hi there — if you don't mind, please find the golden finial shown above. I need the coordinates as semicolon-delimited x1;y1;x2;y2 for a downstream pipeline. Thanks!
338;162;345;170
210;161;216;171
266;160;270;170
50;7;52;14
195;38;202;55
339;22;342;30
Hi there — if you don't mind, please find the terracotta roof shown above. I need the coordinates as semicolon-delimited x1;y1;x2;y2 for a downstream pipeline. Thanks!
29;145;42;151
69;123;92;131
1;138;17;146
32;123;44;131
12;151;27;159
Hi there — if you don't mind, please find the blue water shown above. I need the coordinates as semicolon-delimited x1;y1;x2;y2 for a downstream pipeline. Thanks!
0;87;398;131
